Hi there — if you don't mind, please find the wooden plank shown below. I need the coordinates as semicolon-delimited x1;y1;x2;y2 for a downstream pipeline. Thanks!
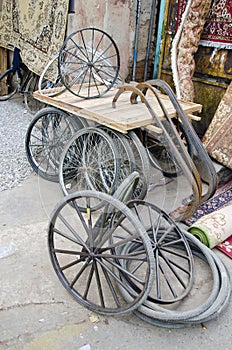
144;124;163;134
0;47;7;75
33;86;202;132
187;113;201;121
0;48;8;95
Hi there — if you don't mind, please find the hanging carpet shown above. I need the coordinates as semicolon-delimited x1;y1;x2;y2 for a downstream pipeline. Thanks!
0;0;69;76
176;0;232;49
202;81;232;171
171;0;211;101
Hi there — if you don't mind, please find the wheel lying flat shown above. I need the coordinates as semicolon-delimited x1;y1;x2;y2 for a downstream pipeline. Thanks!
25;107;83;182
59;127;120;207
118;200;194;304
48;190;154;315
58;27;120;99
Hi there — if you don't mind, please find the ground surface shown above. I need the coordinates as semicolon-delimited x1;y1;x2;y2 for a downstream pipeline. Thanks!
0;98;231;350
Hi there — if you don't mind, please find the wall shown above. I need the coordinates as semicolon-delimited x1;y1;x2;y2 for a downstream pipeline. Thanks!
66;0;156;81
0;1;157;83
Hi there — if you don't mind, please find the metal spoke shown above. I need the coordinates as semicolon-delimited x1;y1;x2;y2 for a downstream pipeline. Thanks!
93;260;105;307
58;213;90;252
83;263;95;300
70;259;90;288
100;263;121;307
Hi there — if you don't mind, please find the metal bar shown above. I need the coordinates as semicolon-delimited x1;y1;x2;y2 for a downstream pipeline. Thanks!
132;0;141;81
144;0;157;81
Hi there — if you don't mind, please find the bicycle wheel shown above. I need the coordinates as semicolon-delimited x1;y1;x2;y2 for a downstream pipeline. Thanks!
0;68;18;100
144;119;193;178
24;74;46;114
98;126;136;184
48;190;154;315
25;107;83;182
58;27;120;99
59;127;120;208
124;130;150;200
38;54;67;97
144;129;181;178
122;200;194;304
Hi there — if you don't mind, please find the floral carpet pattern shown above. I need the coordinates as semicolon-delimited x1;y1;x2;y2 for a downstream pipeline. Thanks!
176;0;232;49
199;0;232;49
172;0;211;101
203;81;232;170
0;0;69;76
185;177;232;258
188;204;232;249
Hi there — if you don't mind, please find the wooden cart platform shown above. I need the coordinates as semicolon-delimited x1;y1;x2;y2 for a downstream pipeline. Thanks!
33;85;202;133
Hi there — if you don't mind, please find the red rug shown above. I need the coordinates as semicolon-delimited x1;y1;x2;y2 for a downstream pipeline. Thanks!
184;177;232;258
170;171;232;257
217;236;232;257
176;0;232;49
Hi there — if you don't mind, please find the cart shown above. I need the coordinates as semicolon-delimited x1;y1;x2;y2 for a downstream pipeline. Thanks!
25;28;222;321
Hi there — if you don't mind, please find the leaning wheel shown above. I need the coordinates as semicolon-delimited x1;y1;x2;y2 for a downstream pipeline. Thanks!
0;68;18;100
24;74;46;114
58;27;120;99
59;127;120;207
48;190;154;315
38;54;67;97
97;126;136;184
25;107;84;182
124;131;151;200
143;119;193;178
118;200;194;304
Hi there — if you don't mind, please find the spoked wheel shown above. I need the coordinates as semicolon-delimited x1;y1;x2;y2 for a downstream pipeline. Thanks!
124;131;150;200
59;127;120;209
144;130;181;178
38;54;67;97
48;190;154;315
24;74;46;114
97;126;136;184
0;68;18;100
118;200;194;304
58;27;120;99
25;107;83;182
143;120;193;178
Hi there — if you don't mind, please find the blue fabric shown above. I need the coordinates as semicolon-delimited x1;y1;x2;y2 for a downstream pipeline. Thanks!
12;47;21;74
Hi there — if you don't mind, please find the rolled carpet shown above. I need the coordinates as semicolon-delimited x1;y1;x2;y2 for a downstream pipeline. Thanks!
188;204;232;248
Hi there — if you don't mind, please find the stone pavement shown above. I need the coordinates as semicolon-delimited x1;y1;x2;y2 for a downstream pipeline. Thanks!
0;171;232;350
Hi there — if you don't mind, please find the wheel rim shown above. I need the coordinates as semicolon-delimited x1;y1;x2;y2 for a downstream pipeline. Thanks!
59;128;120;203
124;131;150;200
58;27;120;99
24;75;45;114
98;126;136;184
48;190;154;315
25;108;78;181
119;200;194;304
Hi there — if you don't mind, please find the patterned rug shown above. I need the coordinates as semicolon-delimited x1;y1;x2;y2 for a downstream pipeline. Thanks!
0;0;69;76
199;0;232;49
203;81;232;170
176;0;232;49
172;0;211;101
185;176;232;258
